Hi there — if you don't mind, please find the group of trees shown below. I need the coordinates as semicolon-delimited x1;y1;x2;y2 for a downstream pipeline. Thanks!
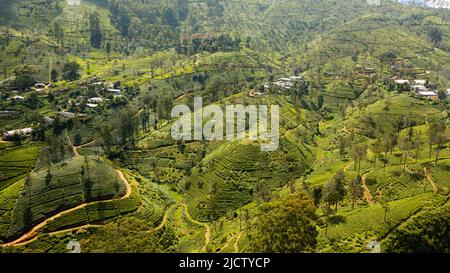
339;114;447;172
247;168;366;252
62;61;81;81
427;26;443;47
89;11;103;49
384;203;450;253
12;61;80;89
13;65;36;90
176;34;241;55
80;217;166;253
107;0;185;49
248;192;318;253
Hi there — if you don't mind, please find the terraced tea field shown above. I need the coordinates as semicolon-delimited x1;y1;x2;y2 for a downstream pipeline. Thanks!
321;192;445;241
427;159;450;195
365;166;428;201
0;144;44;191
3;155;125;241
184;139;311;221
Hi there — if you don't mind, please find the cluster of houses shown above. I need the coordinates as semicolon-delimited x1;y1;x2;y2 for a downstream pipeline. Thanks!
1;77;124;141
265;76;304;91
2;128;33;141
82;79;123;109
6;82;50;103
394;79;449;100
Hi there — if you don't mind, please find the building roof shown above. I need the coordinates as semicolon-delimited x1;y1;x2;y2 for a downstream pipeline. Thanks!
107;88;121;92
88;97;104;103
412;85;428;91
395;80;409;84
4;128;33;136
87;103;99;108
418;91;437;96
414;80;426;85
57;111;75;118
279;78;291;82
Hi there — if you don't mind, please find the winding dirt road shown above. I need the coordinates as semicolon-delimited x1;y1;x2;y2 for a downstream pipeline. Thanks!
218;234;236;253
424;166;439;194
181;203;211;253
234;232;243;253
149;204;178;233
362;172;375;206
0;169;132;247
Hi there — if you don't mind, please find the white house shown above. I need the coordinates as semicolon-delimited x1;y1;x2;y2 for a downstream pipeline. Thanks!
2;128;33;140
417;91;438;100
273;81;293;90
414;80;427;86
86;103;99;109
395;80;409;84
106;88;122;96
412;85;428;92
10;95;25;101
57;111;75;119
42;116;55;126
88;97;105;104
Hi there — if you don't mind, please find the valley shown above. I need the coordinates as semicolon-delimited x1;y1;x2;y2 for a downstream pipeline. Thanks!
0;0;449;253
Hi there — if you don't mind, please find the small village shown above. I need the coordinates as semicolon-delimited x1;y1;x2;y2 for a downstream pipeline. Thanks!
394;78;450;100
0;76;126;141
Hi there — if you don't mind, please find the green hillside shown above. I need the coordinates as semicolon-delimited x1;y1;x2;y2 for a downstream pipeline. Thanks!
0;0;449;253
0;154;127;242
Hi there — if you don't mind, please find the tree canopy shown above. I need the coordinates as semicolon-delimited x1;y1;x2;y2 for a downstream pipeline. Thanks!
249;192;318;253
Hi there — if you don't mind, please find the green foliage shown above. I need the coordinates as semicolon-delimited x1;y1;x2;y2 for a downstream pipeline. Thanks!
12;64;37;90
0;0;449;253
6;156;124;239
383;202;450;253
427;26;443;47
62;62;81;82
80;217;163;253
89;11;103;49
248;192;318;253
323;170;347;211
0;144;43;192
321;193;442;241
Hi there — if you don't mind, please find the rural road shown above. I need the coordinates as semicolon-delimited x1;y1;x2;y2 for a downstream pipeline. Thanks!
149;203;178;233
0;169;132;247
362;172;375;205
181;203;211;253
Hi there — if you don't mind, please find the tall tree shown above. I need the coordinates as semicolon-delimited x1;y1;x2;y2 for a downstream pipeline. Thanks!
349;175;363;209
428;121;447;162
413;131;424;164
312;186;323;208
162;5;179;27
379;194;391;222
427;26;442;47
89;11;103;49
324;170;347;212
62;61;81;81
51;69;59;82
350;143;367;173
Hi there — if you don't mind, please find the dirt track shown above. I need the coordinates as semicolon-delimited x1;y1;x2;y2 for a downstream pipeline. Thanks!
0;169;132;247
